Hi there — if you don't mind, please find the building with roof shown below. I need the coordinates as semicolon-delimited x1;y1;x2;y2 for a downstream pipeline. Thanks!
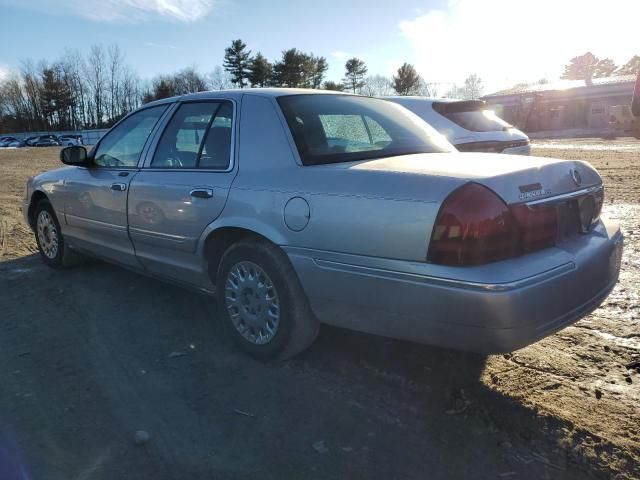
482;75;635;136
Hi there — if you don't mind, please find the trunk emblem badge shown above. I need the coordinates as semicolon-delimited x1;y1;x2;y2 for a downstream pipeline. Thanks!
518;182;549;200
571;168;582;186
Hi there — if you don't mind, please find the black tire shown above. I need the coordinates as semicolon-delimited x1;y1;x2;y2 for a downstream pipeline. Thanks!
33;199;82;269
215;238;319;361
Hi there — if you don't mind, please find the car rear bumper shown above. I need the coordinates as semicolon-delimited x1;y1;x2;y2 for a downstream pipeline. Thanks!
285;218;623;353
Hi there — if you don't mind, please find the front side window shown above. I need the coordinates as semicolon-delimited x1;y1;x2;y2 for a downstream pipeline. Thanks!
94;105;167;168
278;95;454;166
151;101;233;169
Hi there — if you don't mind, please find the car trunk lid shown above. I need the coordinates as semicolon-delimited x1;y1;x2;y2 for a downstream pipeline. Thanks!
348;152;601;205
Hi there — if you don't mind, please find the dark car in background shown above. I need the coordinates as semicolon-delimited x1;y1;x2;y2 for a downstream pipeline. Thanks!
25;135;61;147
0;136;20;147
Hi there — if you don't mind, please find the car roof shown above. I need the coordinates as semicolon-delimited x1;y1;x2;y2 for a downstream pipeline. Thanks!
144;88;352;107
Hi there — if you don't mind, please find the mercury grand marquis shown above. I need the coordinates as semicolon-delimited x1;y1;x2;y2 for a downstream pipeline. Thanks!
23;89;623;360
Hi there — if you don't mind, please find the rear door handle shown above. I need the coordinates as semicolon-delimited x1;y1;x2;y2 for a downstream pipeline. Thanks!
190;188;214;199
111;183;127;191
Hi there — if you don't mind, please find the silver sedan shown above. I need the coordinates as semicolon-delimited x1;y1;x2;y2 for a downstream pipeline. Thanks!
23;89;623;360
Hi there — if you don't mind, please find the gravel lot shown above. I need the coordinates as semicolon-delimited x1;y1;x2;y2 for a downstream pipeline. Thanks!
0;141;638;479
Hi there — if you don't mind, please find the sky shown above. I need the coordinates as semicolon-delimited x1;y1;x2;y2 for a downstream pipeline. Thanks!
0;0;638;95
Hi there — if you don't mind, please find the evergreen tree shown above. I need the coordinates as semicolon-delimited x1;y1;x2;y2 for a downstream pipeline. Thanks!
323;81;344;91
616;55;640;76
308;55;328;89
343;57;368;93
39;66;72;129
249;53;273;87
273;49;306;87
223;39;251;88
393;63;421;95
594;58;617;77
561;52;617;81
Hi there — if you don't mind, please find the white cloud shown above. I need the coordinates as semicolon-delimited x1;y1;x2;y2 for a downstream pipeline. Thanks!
399;0;640;94
1;0;218;22
331;50;355;61
0;65;13;82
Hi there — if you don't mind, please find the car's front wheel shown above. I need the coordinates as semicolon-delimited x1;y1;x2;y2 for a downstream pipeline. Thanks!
33;199;82;268
215;238;319;361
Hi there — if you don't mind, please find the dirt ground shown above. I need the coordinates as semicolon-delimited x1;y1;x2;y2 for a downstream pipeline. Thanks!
0;141;638;479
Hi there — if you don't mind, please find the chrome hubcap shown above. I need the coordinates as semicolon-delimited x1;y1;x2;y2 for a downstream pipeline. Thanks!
224;261;280;345
36;210;59;259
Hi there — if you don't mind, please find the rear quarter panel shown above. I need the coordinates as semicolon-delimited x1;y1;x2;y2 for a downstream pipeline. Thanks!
207;94;463;262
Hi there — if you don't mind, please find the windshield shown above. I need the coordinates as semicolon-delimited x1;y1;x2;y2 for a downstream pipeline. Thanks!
433;101;513;132
277;94;455;166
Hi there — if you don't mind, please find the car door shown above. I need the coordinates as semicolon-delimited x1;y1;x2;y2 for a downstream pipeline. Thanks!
63;104;169;267
128;99;237;285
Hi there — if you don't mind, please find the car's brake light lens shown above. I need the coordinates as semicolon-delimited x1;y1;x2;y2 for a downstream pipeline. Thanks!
427;183;520;266
592;186;604;223
510;204;558;252
428;183;604;266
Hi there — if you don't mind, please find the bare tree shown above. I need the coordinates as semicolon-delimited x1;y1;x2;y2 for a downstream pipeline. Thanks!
0;43;144;132
362;75;394;97
119;65;141;117
209;66;233;90
20;61;45;130
462;74;483;100
60;49;89;127
107;44;124;122
173;67;208;94
86;45;107;127
0;74;31;131
445;84;465;99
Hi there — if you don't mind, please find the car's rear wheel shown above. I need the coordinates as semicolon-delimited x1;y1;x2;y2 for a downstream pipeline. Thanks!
215;238;319;361
34;199;82;268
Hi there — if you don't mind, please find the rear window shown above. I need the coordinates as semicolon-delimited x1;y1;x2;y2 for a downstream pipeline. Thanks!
278;94;454;166
433;101;513;132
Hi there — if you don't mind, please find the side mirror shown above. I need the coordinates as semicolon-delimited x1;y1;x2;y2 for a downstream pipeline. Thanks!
60;146;89;166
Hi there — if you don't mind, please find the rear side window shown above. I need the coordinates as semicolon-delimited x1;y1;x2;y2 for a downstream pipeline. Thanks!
318;115;392;153
432;101;512;132
278;94;453;166
151;101;233;169
94;105;167;168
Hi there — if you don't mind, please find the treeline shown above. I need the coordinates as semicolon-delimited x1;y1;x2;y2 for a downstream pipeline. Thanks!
561;53;640;80
148;38;484;100
0;45;142;133
0;38;486;133
2;39;639;134
212;39;440;97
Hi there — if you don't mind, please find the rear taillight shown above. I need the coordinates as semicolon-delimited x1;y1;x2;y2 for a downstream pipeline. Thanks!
428;184;605;266
592;186;604;223
510;203;557;252
427;183;520;266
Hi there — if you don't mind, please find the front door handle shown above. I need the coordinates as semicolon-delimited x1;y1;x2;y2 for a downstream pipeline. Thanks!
111;183;127;191
190;188;214;199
